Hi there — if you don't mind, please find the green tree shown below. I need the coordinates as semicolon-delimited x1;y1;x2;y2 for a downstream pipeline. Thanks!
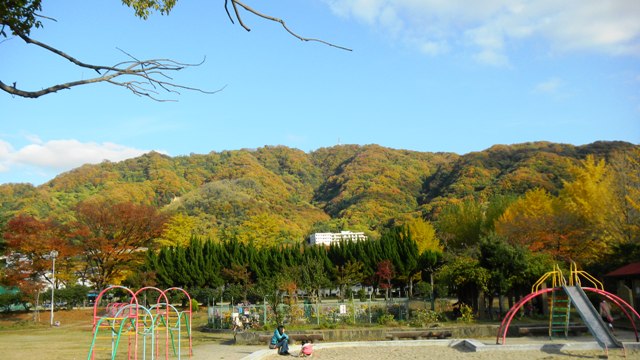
335;260;365;300
299;257;331;302
479;234;527;318
418;250;444;307
437;255;489;312
221;263;253;303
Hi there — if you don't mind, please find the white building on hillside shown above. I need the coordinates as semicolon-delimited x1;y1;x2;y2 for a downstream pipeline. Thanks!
308;231;368;246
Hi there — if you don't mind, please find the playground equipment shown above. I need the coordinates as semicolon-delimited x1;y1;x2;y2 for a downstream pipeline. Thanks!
87;286;193;360
497;262;639;352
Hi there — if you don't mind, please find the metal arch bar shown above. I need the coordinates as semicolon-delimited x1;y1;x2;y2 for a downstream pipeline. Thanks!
497;287;557;345
583;287;639;342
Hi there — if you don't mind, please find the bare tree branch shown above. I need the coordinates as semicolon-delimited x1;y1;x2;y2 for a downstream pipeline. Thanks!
1;28;221;101
224;0;235;24
225;0;353;52
2;1;350;100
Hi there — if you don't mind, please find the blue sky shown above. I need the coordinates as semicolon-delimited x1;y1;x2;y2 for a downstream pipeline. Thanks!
1;0;639;185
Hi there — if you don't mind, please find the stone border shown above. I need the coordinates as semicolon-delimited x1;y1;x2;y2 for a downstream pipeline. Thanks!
234;325;499;344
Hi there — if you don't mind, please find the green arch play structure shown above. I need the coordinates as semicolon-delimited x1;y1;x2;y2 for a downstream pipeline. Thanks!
87;286;192;360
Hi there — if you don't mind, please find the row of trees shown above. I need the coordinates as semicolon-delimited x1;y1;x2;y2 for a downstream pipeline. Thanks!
142;226;554;321
145;227;435;301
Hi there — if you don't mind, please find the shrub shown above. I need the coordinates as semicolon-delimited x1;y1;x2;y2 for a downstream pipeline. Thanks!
377;314;396;326
409;308;444;327
190;299;199;312
456;304;475;323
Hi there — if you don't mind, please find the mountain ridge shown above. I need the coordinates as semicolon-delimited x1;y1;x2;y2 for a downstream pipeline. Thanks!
0;141;636;243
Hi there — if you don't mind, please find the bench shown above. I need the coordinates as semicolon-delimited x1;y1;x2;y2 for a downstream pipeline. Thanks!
258;333;324;344
385;330;452;340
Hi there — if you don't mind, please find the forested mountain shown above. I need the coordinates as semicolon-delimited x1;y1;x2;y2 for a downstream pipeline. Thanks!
419;141;635;215
0;141;637;246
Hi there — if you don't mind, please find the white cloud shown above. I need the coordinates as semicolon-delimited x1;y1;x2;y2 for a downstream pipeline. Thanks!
0;140;14;172
0;138;153;175
25;134;44;144
533;77;569;100
534;77;563;94
418;40;449;56
324;0;640;64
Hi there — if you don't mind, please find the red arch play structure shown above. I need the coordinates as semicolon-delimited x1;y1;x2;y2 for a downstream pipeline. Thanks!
496;263;639;347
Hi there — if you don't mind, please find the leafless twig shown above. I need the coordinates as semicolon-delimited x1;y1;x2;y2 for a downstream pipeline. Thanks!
0;29;221;101
225;0;352;51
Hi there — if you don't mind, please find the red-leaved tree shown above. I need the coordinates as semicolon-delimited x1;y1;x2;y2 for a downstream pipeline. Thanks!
376;259;395;300
3;214;77;309
70;201;167;290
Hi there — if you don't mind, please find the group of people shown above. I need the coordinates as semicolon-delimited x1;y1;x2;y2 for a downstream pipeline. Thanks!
270;325;313;357
232;301;260;332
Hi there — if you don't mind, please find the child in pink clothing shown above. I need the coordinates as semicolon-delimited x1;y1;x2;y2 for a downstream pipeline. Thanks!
299;340;313;357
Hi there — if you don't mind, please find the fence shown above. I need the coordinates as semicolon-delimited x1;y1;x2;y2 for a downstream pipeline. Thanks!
207;298;420;330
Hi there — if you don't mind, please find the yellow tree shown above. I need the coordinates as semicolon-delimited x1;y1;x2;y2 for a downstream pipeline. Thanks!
155;213;196;248
558;155;620;264
495;188;567;257
596;148;640;267
405;218;443;254
609;148;640;244
234;213;290;248
436;199;484;251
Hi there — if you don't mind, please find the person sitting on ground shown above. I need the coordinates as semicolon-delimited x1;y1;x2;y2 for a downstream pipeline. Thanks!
299;340;313;357
270;324;290;355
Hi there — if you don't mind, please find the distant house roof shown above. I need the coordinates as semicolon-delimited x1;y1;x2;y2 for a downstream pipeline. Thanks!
606;262;640;277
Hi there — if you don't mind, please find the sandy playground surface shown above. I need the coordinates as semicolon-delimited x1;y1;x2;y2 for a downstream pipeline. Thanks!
260;345;637;360
191;336;639;360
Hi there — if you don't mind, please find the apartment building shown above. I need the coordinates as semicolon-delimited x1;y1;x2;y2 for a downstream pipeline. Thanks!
308;231;368;246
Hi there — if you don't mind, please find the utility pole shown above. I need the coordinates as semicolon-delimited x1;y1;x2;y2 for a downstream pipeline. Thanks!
50;250;58;327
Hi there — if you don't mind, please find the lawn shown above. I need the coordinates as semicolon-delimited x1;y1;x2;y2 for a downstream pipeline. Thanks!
0;309;223;360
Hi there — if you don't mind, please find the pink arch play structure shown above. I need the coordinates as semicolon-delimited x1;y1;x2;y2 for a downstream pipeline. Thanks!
87;286;192;360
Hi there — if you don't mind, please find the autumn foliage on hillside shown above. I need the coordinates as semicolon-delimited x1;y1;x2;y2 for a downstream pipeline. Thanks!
1;142;638;312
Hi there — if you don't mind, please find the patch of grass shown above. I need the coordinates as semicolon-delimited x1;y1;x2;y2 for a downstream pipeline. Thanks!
0;309;221;359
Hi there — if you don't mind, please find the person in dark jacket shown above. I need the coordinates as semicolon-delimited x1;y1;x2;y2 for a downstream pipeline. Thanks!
269;324;290;355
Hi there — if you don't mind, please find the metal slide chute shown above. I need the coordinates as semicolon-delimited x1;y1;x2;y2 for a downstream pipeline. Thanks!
562;285;623;349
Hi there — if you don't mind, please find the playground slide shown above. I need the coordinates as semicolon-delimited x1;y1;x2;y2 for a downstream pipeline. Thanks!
562;285;623;349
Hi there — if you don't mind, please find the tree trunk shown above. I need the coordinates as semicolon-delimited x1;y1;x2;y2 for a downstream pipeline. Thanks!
409;277;414;298
430;272;436;310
